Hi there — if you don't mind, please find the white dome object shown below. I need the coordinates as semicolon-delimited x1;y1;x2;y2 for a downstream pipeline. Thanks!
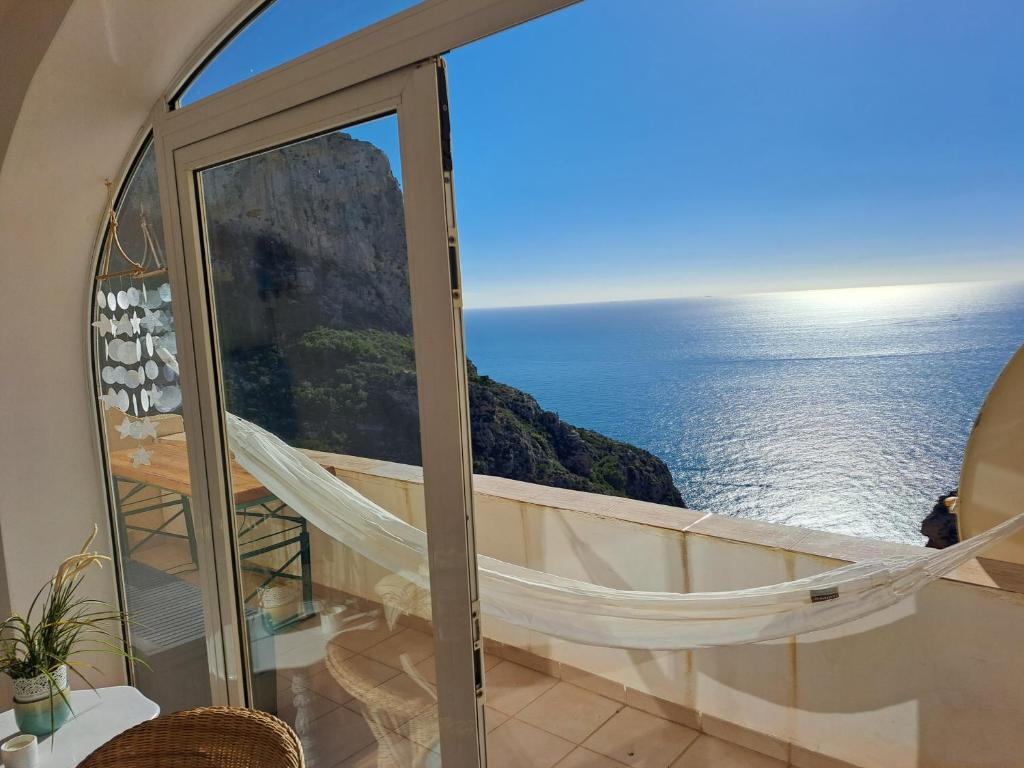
959;345;1024;564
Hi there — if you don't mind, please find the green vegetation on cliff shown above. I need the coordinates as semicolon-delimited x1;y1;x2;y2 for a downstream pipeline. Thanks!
223;328;685;507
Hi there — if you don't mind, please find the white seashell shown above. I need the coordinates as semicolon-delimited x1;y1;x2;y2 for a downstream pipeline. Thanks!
145;360;159;380
101;366;116;384
96;290;106;309
141;387;150;411
155;385;181;413
126;287;140;306
113;365;127;384
145;333;154;357
158;283;172;303
125;369;141;388
160;332;177;354
117;290;129;310
106;292;116;311
116;389;130;413
156;346;179;375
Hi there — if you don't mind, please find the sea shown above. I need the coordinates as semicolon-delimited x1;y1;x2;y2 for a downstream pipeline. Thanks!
463;281;1024;545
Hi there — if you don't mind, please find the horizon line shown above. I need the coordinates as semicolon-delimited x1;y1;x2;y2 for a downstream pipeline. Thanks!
462;277;1022;312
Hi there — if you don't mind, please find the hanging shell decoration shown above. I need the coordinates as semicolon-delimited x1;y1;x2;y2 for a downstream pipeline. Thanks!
94;181;178;467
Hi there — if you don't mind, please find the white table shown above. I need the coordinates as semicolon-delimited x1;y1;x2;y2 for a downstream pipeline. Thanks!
0;687;159;767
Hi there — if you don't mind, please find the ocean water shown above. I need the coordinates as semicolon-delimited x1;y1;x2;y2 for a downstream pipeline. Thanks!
464;281;1024;545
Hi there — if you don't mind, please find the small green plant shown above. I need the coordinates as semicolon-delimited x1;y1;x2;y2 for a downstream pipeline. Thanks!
0;526;136;706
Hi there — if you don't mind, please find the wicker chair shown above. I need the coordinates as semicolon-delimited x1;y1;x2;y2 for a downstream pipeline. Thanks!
76;707;304;767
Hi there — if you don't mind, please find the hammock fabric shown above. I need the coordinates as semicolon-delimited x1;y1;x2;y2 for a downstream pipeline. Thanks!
227;414;1024;651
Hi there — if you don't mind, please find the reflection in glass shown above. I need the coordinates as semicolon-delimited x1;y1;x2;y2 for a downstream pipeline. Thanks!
200;115;441;766
92;142;213;713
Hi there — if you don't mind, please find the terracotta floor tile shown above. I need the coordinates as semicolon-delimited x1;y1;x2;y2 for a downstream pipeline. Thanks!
362;628;436;670
671;736;787;768
395;702;511;753
344;672;436;727
484;706;509;733
557;746;631;768
487;719;575;768
583;708;698;768
275;674;340;729
325;653;402;705
329;615;401;653
298;705;377;766
290;666;356;706
518;681;623;744
337;732;440;768
414;652;501;685
398;705;441;753
485;661;559;715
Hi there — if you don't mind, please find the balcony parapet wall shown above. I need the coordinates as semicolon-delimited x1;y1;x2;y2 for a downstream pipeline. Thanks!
303;448;1024;768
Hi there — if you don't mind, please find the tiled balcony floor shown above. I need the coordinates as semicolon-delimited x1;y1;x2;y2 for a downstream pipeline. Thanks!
272;614;788;768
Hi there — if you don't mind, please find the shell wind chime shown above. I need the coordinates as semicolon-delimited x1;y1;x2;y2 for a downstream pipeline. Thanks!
93;181;181;467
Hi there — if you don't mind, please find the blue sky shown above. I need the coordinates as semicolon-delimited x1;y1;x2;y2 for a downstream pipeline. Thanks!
186;0;1024;308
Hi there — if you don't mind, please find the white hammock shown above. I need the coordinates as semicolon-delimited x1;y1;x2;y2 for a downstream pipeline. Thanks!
227;414;1024;651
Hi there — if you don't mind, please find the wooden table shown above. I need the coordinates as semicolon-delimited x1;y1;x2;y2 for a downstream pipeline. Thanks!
108;439;313;609
108;439;276;506
0;687;158;767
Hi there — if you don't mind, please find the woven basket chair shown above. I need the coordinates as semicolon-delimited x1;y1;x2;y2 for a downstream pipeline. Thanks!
76;707;304;768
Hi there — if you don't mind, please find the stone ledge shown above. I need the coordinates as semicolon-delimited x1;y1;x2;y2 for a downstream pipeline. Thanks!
303;449;1024;595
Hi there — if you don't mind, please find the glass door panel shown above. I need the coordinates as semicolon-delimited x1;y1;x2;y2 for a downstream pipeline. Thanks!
94;142;218;713
197;115;444;767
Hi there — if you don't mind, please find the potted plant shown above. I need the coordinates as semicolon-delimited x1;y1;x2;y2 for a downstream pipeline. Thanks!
0;526;134;736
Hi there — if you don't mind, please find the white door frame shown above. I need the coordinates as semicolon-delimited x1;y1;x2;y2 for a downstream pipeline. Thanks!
156;61;486;764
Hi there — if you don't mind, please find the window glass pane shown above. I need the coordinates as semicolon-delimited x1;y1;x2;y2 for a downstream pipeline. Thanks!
199;115;443;765
179;0;424;106
92;142;215;712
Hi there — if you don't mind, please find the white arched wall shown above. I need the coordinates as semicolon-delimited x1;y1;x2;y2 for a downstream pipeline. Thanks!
0;0;242;690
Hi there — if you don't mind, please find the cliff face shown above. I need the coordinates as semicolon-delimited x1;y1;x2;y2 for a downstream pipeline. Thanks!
203;131;685;508
203;131;413;345
469;367;684;505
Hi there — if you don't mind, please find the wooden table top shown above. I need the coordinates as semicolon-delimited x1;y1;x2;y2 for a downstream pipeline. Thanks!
109;439;271;504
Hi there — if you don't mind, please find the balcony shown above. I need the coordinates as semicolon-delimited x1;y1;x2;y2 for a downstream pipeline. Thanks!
126;445;1018;768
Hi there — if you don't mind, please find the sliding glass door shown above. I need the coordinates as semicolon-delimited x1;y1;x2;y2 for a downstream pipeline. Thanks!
163;62;484;766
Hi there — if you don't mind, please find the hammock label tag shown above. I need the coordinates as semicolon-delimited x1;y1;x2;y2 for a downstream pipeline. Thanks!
810;587;840;603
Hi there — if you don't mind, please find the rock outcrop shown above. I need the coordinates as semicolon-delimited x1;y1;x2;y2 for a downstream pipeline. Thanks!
921;490;960;549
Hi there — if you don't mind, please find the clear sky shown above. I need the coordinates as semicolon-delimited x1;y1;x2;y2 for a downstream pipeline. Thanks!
186;0;1024;308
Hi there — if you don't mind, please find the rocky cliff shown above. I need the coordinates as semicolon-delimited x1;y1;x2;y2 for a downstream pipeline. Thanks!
202;131;685;508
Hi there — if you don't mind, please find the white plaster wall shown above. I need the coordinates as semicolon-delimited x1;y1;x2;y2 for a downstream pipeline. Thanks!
0;0;241;688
